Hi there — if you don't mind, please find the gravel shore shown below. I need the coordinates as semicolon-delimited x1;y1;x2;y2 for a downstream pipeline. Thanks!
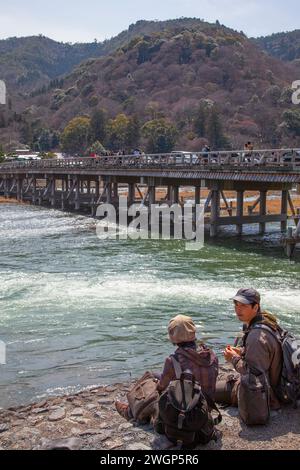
1;381;300;451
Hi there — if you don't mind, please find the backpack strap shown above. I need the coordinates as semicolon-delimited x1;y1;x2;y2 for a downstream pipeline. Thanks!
171;355;183;379
204;394;223;425
252;323;282;344
186;383;202;411
171;356;222;426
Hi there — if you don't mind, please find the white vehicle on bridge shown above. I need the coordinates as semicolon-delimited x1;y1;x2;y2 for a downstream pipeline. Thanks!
171;151;198;165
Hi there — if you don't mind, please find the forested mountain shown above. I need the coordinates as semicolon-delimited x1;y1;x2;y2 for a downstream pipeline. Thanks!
254;30;300;63
1;19;300;153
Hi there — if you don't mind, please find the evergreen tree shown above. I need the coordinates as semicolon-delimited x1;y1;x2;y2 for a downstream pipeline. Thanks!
206;107;229;149
126;114;140;149
194;104;206;138
37;128;51;151
90;108;107;143
51;131;60;149
20;120;34;146
283;109;300;136
0;113;6;128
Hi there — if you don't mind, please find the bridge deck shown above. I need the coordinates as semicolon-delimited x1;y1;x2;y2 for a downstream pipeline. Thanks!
1;149;300;184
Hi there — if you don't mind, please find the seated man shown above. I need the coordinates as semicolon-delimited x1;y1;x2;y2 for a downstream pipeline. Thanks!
115;314;219;421
215;288;282;412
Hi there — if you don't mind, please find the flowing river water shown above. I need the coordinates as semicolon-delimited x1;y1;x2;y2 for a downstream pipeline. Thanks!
0;203;299;408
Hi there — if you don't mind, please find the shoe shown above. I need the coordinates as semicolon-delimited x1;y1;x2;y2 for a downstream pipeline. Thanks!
115;401;130;420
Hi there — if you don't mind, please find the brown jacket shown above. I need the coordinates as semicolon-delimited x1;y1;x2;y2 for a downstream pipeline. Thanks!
157;343;219;402
231;315;282;409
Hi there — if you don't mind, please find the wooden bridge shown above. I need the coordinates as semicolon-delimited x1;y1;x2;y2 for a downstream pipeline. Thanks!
1;148;300;247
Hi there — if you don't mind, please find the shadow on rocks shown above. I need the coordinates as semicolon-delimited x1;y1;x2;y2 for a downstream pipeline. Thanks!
237;405;300;443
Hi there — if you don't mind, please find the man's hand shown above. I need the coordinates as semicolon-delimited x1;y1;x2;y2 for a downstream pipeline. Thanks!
223;346;240;362
231;347;242;356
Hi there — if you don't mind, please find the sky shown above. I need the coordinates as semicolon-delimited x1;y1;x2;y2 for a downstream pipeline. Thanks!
0;0;299;43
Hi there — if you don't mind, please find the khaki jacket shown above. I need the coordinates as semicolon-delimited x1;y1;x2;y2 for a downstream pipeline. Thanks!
232;320;282;409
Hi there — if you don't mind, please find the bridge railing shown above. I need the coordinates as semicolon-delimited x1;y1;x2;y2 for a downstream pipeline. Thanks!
1;149;300;171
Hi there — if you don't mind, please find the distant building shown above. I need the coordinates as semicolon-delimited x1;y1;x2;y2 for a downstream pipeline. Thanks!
11;148;40;159
13;148;31;155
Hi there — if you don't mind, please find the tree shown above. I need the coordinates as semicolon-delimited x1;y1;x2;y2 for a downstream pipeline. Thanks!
282;110;300;136
60;116;91;154
37;128;52;151
142;119;177;153
194;104;207;138
90;108;107;143
0;144;4;161
206;107;229;149
41;151;56;159
51;131;60;149
179;33;192;64
137;40;151;65
20;120;34;146
106;113;130;151
126;114;140;149
263;85;281;106
145;101;163;120
88;140;106;155
0;113;6;128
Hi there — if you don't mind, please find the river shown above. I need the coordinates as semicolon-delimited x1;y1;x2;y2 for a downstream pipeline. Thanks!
0;203;299;408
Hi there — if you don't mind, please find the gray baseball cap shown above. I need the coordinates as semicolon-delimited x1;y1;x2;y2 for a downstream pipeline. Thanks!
231;288;261;305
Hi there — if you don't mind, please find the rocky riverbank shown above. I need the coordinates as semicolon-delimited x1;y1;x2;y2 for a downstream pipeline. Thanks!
1;380;300;451
0;196;23;204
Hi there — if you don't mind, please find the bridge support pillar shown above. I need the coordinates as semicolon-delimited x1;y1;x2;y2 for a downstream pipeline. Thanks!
37;189;42;205
236;190;244;236
106;182;112;204
281;190;288;232
210;189;220;237
75;176;80;210
4;177;9;198
113;182;118;201
259;190;267;234
95;178;100;199
61;190;65;211
32;177;37;204
16;177;23;201
167;186;172;203
172;186;179;205
61;178;66;209
195;186;201;206
128;183;135;206
149;186;156;206
51;177;56;207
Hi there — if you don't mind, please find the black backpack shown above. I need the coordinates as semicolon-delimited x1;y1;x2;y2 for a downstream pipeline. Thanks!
158;356;222;448
252;323;300;408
